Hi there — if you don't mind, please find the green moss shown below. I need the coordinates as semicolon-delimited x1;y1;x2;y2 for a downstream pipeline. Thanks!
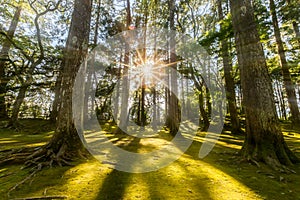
0;120;300;200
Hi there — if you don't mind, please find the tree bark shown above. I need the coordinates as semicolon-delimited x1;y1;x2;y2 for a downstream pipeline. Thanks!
269;0;300;126
217;0;241;134
191;68;210;131
198;90;209;131
50;67;62;122
166;0;181;135
0;6;22;119
230;0;299;169
10;77;32;125
116;0;131;133
26;0;92;167
83;0;102;123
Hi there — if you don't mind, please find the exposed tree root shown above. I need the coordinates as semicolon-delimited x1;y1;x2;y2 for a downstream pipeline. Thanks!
8;164;42;197
3;142;88;197
240;151;297;174
24;144;78;169
0;147;36;166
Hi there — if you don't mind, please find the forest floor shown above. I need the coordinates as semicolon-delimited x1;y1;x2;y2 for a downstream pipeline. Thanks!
0;119;300;200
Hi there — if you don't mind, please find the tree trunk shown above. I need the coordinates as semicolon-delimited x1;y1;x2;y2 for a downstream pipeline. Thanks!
275;79;287;120
10;84;29;124
0;6;22;119
140;12;148;128
217;0;241;134
26;0;92;167
166;0;180;135
230;0;299;169
269;0;300;126
50;67;62;122
83;0;102;123
116;0;131;133
198;90;209;131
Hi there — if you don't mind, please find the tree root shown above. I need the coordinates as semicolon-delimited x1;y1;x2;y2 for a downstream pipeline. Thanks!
6;144;80;197
24;145;76;169
8;164;42;197
241;154;297;174
248;158;261;168
0;148;36;166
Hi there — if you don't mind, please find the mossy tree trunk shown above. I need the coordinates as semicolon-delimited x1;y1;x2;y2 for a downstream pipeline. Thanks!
230;0;299;170
27;0;92;166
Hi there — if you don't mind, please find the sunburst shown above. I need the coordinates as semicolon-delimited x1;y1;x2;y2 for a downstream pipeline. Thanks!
114;48;183;88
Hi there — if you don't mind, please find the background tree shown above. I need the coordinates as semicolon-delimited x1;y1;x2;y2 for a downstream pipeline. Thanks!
217;0;241;134
0;5;22;119
269;0;300;126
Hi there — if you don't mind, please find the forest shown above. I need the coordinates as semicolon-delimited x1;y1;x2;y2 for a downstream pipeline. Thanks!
0;0;300;199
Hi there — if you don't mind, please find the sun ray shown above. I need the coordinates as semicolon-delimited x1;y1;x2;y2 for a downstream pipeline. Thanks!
135;48;145;65
111;48;184;88
159;60;184;68
112;61;132;68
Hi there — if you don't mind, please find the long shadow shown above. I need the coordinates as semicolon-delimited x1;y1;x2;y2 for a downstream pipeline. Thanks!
183;131;300;200
143;159;213;200
94;129;214;199
95;136;141;200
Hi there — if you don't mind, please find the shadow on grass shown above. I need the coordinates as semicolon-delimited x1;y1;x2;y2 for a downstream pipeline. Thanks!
0;119;54;151
2;120;300;200
183;130;300;200
95;136;140;200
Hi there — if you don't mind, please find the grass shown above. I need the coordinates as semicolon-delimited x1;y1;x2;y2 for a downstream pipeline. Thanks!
0;119;300;200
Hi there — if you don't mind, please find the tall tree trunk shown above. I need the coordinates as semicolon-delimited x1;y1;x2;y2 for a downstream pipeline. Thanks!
152;87;157;130
217;0;241;134
116;0;131;133
166;0;180;135
269;0;300;126
0;6;22;119
275;79;287;120
230;0;299;169
191;67;210;131
198;90;209;131
140;7;148;128
10;67;35;125
27;0;92;166
83;0;102;123
10;85;27;123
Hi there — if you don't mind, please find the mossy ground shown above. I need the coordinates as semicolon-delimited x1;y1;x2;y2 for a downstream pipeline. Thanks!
0;119;300;200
